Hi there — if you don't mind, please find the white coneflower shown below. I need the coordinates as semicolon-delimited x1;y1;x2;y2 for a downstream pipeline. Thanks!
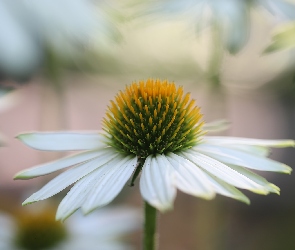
0;0;118;79
15;79;293;221
0;206;140;250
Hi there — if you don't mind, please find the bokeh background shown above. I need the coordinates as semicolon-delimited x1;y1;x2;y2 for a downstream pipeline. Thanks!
1;1;295;249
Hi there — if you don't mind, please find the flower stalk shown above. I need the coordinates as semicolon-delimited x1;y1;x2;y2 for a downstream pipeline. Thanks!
207;21;223;88
144;201;157;250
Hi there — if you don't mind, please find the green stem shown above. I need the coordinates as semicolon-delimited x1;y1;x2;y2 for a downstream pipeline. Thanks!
207;21;223;88
43;47;67;130
144;201;157;250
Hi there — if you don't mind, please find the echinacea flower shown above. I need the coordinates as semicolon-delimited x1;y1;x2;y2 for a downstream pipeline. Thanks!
0;206;140;250
15;79;294;220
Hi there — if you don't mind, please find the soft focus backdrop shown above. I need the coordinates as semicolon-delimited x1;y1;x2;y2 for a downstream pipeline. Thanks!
1;1;295;249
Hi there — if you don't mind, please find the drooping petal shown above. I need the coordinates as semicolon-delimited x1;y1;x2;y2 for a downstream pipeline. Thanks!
22;150;119;205
140;155;176;212
63;207;141;240
14;149;109;179
195;144;292;173
81;155;137;214
203;173;250;204
202;119;230;133
17;132;107;151
214;0;250;54
203;136;295;148
56;155;132;221
0;0;42;78
59;240;129;250
166;153;215;199
181;151;274;194
259;0;295;20
228;164;280;194
220;144;270;157
56;171;100;221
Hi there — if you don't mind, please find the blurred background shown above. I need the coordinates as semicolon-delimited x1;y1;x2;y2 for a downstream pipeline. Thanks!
1;0;295;249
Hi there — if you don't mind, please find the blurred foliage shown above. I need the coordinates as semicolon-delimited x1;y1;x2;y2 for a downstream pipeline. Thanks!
2;2;295;249
264;22;295;53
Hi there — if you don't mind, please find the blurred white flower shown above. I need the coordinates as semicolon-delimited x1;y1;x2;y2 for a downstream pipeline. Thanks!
139;0;295;53
0;206;140;250
0;0;41;80
259;0;295;20
58;207;141;250
0;0;118;79
0;89;18;113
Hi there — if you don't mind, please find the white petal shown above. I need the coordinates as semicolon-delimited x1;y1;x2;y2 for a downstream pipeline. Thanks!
216;0;249;54
195;144;292;173
56;174;97;221
0;1;41;77
181;151;272;194
14;150;105;179
140;155;176;212
66;207;141;238
166;153;215;199
59;240;128;250
202;120;230;133
203;136;295;148
0;212;16;241
221;144;270;157
56;155;127;221
17;132;107;151
23;150;119;205
260;0;295;20
229;164;280;194
203;174;250;204
82;156;137;214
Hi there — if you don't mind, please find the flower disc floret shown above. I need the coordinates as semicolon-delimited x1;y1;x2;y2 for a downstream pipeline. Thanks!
15;209;67;250
103;79;204;158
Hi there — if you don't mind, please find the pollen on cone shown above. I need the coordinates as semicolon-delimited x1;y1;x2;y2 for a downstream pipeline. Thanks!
103;79;205;158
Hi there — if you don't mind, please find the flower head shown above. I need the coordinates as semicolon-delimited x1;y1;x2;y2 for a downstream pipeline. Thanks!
15;208;67;250
103;79;204;158
15;79;294;220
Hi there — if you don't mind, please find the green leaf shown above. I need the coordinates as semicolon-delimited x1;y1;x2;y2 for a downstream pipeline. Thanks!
264;22;295;53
